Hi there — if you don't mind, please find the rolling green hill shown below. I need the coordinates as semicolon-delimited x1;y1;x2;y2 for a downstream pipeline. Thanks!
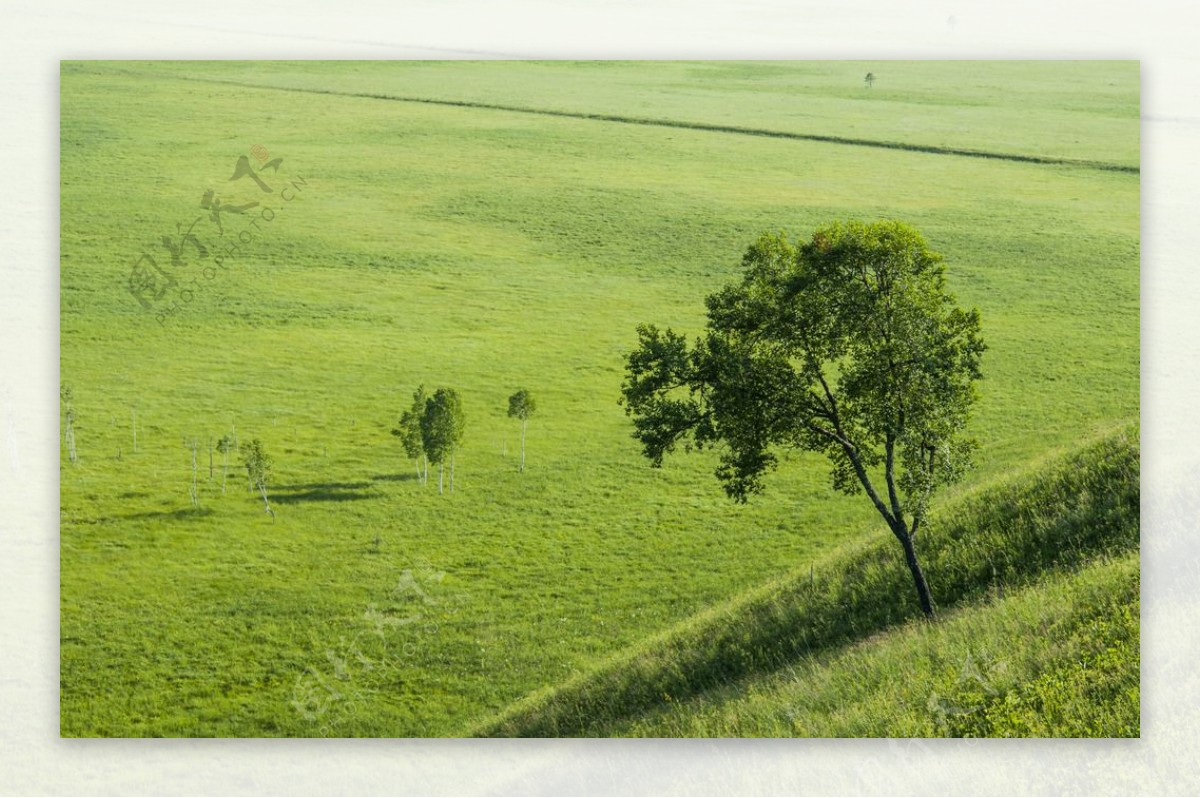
59;61;1138;737
474;428;1139;737
619;553;1139;737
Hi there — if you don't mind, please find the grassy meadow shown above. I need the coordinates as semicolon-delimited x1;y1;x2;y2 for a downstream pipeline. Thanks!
59;61;1139;737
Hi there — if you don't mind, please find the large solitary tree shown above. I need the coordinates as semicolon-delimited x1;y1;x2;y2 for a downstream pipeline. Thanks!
421;388;465;495
620;220;985;618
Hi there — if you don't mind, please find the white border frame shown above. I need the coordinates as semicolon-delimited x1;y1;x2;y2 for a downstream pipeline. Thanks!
4;1;1197;794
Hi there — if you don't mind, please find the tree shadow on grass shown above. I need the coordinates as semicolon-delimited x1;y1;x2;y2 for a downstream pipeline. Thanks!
275;481;373;491
271;481;378;504
122;506;215;522
370;473;420;483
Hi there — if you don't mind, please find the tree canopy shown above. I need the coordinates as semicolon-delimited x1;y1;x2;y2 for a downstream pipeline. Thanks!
620;220;985;617
394;385;429;461
421;388;466;494
507;389;536;422
242;437;275;518
243;438;272;488
421;388;465;465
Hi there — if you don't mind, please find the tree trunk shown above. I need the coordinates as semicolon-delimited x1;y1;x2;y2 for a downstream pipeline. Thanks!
438;462;444;495
519;420;526;473
423;455;428;486
450;452;455;492
190;440;198;506
898;529;935;619
259;483;275;522
65;419;77;464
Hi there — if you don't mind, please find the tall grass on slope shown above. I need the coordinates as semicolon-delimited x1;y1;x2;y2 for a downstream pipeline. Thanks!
472;426;1138;737
620;553;1138;737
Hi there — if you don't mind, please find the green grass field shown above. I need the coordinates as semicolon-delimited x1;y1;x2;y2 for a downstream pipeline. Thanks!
59;61;1139;737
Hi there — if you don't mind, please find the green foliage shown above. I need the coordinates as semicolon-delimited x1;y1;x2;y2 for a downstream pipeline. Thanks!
622;220;985;616
215;434;235;455
507;389;536;422
242;438;272;492
393;384;429;461
420;388;465;466
623;221;984;514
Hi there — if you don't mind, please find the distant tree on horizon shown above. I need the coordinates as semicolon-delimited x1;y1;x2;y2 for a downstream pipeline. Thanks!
507;388;537;473
865;71;876;89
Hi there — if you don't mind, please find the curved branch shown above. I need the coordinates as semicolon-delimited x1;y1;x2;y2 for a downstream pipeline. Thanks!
805;420;895;529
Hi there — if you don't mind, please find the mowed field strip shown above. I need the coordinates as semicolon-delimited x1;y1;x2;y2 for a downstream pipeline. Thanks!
60;61;1138;736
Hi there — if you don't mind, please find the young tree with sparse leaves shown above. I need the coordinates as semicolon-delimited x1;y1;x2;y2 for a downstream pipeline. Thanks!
216;434;235;494
61;383;77;464
420;388;465;495
242;438;275;520
186;437;199;506
507;388;537;473
620;220;985;619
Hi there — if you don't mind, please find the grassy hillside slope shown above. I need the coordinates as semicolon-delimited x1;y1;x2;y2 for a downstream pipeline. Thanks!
621;553;1139;737
475;428;1139;737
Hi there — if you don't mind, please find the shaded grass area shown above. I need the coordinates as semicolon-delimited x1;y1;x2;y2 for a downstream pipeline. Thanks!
619;553;1139;737
474;427;1138;737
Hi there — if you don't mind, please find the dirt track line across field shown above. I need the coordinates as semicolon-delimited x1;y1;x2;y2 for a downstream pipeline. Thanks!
110;69;1140;176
